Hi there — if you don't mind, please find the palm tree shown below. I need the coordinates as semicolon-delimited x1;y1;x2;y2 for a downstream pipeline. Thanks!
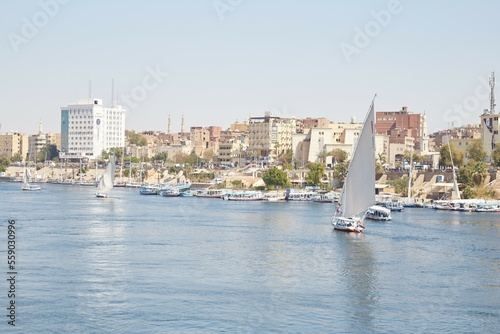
317;149;328;164
470;161;487;185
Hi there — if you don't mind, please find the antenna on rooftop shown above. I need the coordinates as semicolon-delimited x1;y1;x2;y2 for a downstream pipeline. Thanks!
489;71;496;114
111;78;115;107
88;78;92;103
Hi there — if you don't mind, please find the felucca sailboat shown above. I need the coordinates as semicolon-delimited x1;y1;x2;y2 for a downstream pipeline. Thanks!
332;97;376;232
96;156;115;198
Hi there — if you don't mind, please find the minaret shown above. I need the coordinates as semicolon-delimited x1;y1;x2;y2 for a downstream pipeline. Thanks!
168;113;171;134
420;112;429;154
181;113;185;133
38;120;43;135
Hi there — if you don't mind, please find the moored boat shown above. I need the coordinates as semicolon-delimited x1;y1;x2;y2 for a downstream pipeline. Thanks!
222;191;264;201
139;185;160;195
195;188;226;198
365;205;391;221
285;189;316;201
160;188;180;197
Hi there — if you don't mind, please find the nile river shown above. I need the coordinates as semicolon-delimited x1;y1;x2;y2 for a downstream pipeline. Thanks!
0;182;499;333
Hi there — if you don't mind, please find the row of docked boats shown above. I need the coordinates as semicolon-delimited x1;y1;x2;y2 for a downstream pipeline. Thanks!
138;185;341;202
432;199;500;212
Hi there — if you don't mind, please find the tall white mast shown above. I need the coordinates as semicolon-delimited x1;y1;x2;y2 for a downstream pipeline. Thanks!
490;71;496;114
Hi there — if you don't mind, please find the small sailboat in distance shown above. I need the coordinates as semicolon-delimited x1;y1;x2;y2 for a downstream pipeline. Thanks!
96;156;115;198
22;164;41;191
332;96;376;232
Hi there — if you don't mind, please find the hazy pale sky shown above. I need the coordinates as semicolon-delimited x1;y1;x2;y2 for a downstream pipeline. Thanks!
1;0;499;135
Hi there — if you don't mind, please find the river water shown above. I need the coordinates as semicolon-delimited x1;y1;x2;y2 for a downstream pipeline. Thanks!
0;182;499;333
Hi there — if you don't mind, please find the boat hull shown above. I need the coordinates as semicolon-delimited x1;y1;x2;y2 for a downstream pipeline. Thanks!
331;216;365;233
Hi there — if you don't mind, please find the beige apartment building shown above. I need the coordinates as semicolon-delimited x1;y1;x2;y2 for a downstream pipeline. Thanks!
248;112;296;163
0;132;28;160
292;121;364;168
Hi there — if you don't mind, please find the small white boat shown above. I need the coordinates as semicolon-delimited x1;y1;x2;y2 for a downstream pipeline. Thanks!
139;185;159;195
21;165;41;191
22;183;41;191
160;188;180;197
285;189;316;201
195;189;226;198
222;191;264;201
365;205;391;221
475;202;500;212
313;192;338;203
433;200;451;210
263;192;286;202
450;199;486;212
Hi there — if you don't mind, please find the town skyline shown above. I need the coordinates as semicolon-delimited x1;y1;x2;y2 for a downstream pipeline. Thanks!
2;1;500;134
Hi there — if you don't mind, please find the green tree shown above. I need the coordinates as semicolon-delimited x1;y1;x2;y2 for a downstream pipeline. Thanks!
458;160;487;187
183;163;193;179
0;157;10;172
279;149;293;165
151;152;168;163
439;144;463;167
469;160;487;185
467;139;486;162
128;131;148;146
37;144;59;162
332;161;349;188
305;162;324;186
462;186;475;199
388;176;410;196
11;153;23;162
492;145;500;167
317;149;328;164
202;150;215;164
403;150;423;164
329;148;348;165
262;167;290;188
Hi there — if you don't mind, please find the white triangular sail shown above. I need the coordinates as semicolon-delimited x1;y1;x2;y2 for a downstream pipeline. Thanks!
340;99;376;218
446;132;461;200
97;156;115;195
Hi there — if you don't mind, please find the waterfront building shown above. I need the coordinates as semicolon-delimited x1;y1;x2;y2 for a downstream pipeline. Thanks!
387;137;414;166
60;98;126;160
291;121;364;168
230;120;249;132
0;132;28;160
376;106;422;149
248;112;296;164
481;113;500;156
27;121;62;161
217;135;248;167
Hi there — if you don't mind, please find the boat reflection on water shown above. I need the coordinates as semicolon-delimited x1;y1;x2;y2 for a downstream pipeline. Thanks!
334;231;378;332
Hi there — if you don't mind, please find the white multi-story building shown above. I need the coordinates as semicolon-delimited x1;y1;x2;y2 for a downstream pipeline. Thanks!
248;112;296;163
292;121;363;168
61;98;125;160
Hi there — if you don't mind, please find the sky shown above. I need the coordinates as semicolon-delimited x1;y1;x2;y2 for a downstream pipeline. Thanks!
1;0;500;135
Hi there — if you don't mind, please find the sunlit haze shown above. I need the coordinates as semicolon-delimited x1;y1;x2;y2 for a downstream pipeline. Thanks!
1;0;499;134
